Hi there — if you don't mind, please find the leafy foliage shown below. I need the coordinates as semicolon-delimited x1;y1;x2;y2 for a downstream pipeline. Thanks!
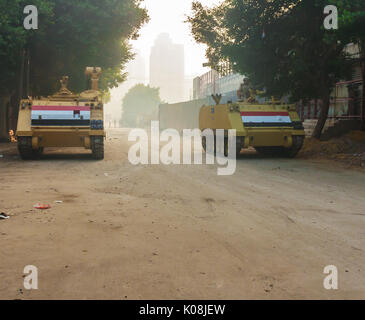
328;0;365;54
0;0;148;96
121;84;162;127
189;0;352;99
187;0;362;137
0;0;54;95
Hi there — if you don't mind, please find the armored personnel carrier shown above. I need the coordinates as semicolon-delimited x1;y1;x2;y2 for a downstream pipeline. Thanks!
199;83;305;158
16;67;105;160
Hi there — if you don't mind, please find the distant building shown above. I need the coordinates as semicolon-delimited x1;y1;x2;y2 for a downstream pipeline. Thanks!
193;64;244;104
150;33;185;103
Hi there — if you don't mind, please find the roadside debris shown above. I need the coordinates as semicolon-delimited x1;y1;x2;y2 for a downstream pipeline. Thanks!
33;203;51;210
0;213;10;220
299;131;365;169
0;155;3;158
54;200;63;204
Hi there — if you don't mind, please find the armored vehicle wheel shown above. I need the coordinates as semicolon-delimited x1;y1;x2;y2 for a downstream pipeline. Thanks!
230;136;243;158
221;137;236;157
215;136;226;157
224;137;229;157
214;135;242;158
18;137;34;160
280;135;304;158
202;135;216;155
91;136;104;160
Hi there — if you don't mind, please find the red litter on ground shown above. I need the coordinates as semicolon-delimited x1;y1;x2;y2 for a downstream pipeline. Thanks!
33;203;51;210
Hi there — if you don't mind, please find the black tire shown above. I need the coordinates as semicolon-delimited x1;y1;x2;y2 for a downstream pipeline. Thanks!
232;136;243;158
206;134;242;158
281;135;304;158
18;137;34;160
215;135;225;157
224;137;229;157
91;136;104;160
203;134;242;157
202;135;216;155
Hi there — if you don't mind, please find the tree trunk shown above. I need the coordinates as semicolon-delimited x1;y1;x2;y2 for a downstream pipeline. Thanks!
361;56;365;129
18;49;25;102
312;93;330;139
0;95;11;141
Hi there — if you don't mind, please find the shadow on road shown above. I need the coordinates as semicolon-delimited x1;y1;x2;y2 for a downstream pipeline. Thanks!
236;152;294;161
36;153;94;161
0;144;96;162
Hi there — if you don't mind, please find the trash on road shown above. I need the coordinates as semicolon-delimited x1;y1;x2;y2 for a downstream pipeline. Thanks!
33;203;51;210
0;155;3;158
0;213;10;220
55;200;63;204
104;173;109;177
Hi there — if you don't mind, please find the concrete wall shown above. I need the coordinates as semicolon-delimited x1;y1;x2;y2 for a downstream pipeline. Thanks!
303;118;362;140
159;98;209;132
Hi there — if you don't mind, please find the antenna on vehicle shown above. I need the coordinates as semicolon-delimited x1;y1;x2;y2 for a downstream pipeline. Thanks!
212;94;222;105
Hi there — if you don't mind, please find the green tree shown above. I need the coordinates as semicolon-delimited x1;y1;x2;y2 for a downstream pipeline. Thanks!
187;0;358;138
121;84;162;127
0;0;54;96
0;0;149;98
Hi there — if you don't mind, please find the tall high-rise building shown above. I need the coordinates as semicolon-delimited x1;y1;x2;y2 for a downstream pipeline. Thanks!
150;33;185;103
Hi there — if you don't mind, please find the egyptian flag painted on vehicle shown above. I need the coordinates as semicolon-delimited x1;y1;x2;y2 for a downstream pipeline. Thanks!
31;105;90;126
241;111;292;127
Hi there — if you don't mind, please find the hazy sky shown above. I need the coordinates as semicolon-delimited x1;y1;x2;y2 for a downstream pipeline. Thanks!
106;0;222;118
130;0;222;78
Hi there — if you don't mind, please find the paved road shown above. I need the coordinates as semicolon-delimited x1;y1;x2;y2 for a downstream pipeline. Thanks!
0;129;364;299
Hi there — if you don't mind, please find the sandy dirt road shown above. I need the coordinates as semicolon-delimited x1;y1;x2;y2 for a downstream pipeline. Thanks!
0;129;364;299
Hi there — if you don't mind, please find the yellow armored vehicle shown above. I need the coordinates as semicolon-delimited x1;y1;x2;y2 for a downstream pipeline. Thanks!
16;67;105;160
199;86;305;158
